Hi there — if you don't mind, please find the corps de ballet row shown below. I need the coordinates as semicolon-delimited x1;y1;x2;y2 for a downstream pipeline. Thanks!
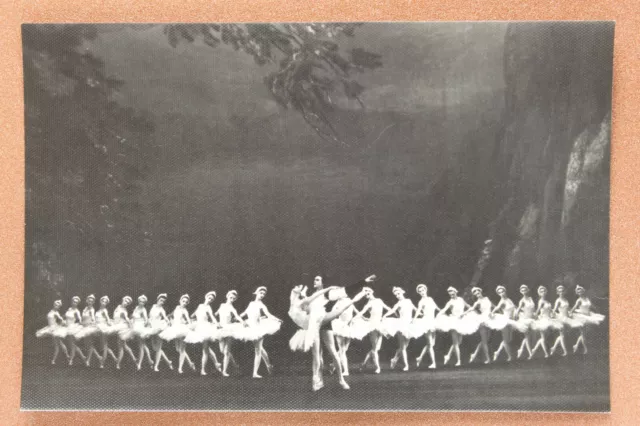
35;274;605;391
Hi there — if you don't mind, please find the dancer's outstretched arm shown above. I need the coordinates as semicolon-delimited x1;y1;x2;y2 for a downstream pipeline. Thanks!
260;303;282;322
300;286;337;309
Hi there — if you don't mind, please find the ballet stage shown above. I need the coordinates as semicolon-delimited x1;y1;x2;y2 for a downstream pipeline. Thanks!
21;350;608;412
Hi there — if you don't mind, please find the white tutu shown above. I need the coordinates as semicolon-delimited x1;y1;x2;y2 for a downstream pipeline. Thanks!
288;308;309;330
158;323;193;341
531;316;564;331
36;325;67;339
435;313;480;335
96;323;119;336
571;312;605;326
184;322;222;344
147;319;169;336
555;315;584;329
64;323;83;338
381;318;417;338
410;317;436;337
217;323;247;340
74;325;100;339
349;317;390;340
132;322;155;339
237;318;282;342
289;328;318;352
115;323;136;341
514;317;534;333
331;318;358;339
481;314;510;331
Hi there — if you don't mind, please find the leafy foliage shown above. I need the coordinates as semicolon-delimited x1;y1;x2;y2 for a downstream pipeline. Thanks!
163;23;382;145
23;25;158;303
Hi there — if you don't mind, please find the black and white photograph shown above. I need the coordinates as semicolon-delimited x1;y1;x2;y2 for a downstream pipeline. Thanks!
21;22;612;412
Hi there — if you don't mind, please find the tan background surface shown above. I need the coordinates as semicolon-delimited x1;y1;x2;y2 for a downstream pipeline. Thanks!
1;0;638;424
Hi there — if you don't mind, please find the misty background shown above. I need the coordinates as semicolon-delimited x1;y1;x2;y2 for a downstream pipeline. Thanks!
23;22;611;341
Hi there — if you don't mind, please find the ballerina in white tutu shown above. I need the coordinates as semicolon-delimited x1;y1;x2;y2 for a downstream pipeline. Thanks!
413;284;441;369
132;295;154;371
351;286;392;374
75;294;103;367
149;294;173;372
288;277;369;391
160;294;196;374
437;286;472;367
462;287;494;365
383;287;417;372
549;284;578;357
35;299;70;365
514;284;535;359
490;286;519;362
238;286;282;378
529;286;561;359
95;296;117;369
64;296;87;366
216;290;246;377
569;285;606;355
329;287;358;376
113;296;138;369
184;291;222;376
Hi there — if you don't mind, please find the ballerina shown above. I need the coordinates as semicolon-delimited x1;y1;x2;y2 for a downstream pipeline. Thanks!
132;295;154;371
549;284;580;357
514;284;536;359
413;284;440;369
148;294;173;372
329;287;358;376
159;294;196;374
350;286;392;374
462;287;494;365
436;286;473;367
215;290;246;377
64;296;87;366
95;296;117;369
383;287;418;371
238;286;282;378
569;285;606;355
288;280;368;391
184;291;222;376
74;294;103;367
113;296;138;369
35;299;70;364
490;286;521;362
529;286;562;359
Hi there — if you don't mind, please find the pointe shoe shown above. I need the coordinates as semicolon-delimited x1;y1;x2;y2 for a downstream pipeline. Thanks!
312;378;324;391
215;362;222;373
154;367;160;372
339;379;350;390
583;348;588;355
85;359;91;367
443;354;450;365
428;363;436;369
178;368;184;374
100;363;105;369
469;353;477;363
454;361;461;367
51;360;56;365
168;361;174;371
402;366;409;372
201;370;207;376
550;347;556;356
253;374;262;379
374;367;381;374
266;363;273;375
561;351;568;357
116;363;121;370
136;364;142;371
416;356;423;367
484;358;490;364
506;357;512;362
390;357;397;369
517;348;523;359
68;359;73;366
189;362;196;371
492;351;499;362
222;372;230;377
572;344;578;354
